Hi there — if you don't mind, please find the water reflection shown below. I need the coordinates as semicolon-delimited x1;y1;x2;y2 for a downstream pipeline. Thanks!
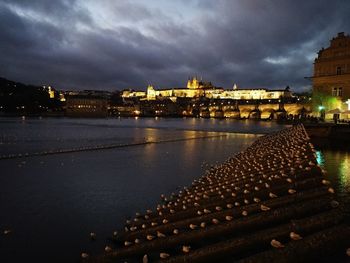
316;151;324;166
183;134;196;157
339;153;350;189
143;144;157;163
319;150;350;193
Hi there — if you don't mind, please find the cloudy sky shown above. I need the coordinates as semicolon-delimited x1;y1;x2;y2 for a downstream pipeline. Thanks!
0;0;350;91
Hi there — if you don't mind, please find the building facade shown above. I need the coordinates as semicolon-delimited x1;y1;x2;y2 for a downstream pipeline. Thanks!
313;32;350;119
215;88;290;100
186;76;214;89
122;77;292;102
65;92;108;117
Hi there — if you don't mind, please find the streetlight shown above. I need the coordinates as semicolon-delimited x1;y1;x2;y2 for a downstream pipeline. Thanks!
346;99;350;110
318;105;325;120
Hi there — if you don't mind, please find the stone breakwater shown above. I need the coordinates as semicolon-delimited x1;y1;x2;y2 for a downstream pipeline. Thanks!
87;124;349;263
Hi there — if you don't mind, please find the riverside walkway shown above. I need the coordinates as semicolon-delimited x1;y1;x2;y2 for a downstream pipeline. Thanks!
88;124;349;262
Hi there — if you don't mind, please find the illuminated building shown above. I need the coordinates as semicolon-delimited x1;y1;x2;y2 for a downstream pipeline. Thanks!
65;91;108;117
48;86;55;99
216;86;291;100
146;84;205;101
312;32;350;119
117;77;300;119
59;92;66;102
43;85;56;99
121;89;146;98
187;76;200;89
122;77;291;101
186;76;214;89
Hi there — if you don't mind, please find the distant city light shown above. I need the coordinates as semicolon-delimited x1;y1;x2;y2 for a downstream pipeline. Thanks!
346;99;350;110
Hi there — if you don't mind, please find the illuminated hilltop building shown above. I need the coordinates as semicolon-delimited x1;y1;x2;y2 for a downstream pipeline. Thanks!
43;85;55;99
48;86;55;99
313;32;350;119
186;76;214;89
122;76;291;101
187;76;200;89
219;86;289;100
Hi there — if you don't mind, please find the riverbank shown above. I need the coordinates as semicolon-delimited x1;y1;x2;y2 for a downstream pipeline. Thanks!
89;125;349;262
304;123;350;143
0;112;286;121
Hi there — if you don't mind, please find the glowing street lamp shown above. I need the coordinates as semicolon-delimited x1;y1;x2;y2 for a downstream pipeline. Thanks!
346;99;350;110
318;105;325;120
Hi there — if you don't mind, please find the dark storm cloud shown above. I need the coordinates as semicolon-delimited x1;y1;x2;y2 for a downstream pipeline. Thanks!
192;0;350;90
0;0;350;91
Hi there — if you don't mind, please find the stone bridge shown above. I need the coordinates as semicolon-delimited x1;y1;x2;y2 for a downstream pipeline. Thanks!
203;103;311;119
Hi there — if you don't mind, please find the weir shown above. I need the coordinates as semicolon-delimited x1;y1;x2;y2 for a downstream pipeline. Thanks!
88;125;349;262
0;134;229;160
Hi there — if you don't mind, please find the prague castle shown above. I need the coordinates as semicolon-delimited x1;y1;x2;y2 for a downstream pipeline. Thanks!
313;32;350;118
122;76;292;101
186;76;214;89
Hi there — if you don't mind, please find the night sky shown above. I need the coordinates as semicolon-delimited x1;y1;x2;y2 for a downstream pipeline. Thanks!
1;0;350;91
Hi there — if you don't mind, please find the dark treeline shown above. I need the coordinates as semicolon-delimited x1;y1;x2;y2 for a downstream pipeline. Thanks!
0;77;62;114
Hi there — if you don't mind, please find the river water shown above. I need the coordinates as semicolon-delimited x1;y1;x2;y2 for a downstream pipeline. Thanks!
0;118;348;262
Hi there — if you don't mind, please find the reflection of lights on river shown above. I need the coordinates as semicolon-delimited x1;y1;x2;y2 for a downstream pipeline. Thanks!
316;151;324;166
339;153;350;188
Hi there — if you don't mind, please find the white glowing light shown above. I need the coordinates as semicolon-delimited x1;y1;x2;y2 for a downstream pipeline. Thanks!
346;99;350;110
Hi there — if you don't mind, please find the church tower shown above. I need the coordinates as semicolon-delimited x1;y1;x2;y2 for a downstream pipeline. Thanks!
187;76;200;89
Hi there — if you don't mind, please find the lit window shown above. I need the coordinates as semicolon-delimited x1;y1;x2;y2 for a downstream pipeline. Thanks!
332;88;338;96
338;87;343;97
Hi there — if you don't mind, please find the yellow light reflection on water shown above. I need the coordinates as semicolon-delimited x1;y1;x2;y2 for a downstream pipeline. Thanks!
319;150;350;194
339;153;350;189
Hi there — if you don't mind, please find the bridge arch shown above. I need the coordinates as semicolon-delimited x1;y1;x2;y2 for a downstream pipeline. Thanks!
261;108;275;119
249;109;261;120
224;109;240;119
